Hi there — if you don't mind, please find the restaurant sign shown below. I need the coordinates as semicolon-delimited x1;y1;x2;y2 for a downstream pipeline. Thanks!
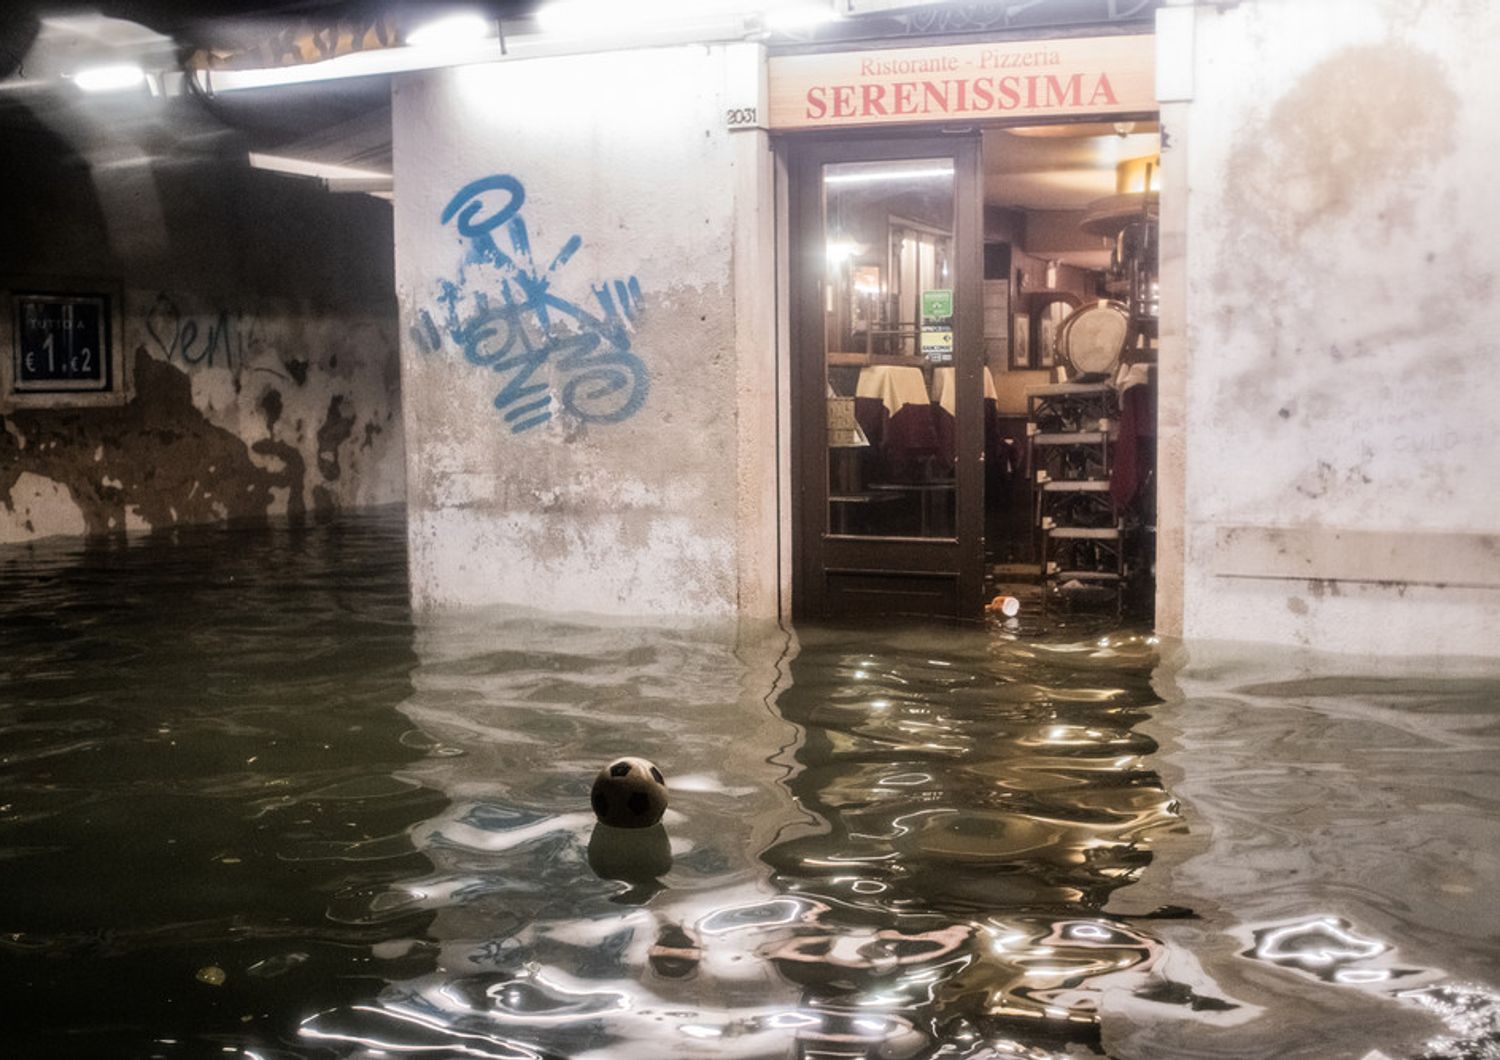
768;34;1155;131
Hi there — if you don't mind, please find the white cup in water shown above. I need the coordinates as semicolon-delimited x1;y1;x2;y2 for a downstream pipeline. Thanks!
988;595;1021;618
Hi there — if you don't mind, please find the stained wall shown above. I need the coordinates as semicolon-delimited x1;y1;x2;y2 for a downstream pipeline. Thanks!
1162;0;1500;657
0;124;405;542
392;43;779;617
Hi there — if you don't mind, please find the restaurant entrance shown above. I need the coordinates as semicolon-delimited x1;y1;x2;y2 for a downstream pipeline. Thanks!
789;135;986;620
788;119;1162;622
775;29;1162;623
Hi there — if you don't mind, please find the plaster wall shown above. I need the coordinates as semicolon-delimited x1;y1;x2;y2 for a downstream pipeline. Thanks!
393;43;778;617
1169;0;1500;656
0;138;405;542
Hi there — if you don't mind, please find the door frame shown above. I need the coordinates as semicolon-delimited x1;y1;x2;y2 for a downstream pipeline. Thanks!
788;133;985;621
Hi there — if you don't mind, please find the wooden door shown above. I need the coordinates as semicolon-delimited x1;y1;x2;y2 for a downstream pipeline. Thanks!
790;135;985;620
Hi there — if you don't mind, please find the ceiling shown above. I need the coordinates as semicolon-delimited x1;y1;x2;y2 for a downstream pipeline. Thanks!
0;3;542;183
979;122;1159;269
3;5;1162;219
982;122;1160;211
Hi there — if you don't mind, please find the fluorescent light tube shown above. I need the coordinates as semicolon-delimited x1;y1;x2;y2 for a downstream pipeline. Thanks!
248;153;391;184
824;164;953;185
537;0;728;34
74;64;146;92
763;3;839;31
406;12;494;48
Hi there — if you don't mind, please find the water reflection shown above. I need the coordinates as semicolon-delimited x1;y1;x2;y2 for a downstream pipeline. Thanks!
1399;983;1500;1060
0;515;444;1054
587;821;673;900
288;613;1207;1057
1249;916;1391;980
763;627;1176;925
3;515;1498;1057
1128;644;1500;1059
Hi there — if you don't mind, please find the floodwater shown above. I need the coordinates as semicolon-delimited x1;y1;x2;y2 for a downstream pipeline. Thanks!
1;512;1496;1059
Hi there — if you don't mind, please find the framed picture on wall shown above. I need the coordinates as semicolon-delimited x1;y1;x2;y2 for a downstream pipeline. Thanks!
1009;312;1031;370
1038;301;1070;369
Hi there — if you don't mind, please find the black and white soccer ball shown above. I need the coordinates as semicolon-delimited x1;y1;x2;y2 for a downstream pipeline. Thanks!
590;756;668;829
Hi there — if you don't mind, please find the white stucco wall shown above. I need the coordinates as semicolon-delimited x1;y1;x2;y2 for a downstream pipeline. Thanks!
393;43;778;617
1168;0;1500;657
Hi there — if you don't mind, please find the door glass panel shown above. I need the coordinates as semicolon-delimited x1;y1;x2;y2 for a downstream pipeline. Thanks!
823;158;956;538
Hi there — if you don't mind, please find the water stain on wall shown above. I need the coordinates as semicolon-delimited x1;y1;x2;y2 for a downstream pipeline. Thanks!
315;395;356;481
0;357;308;536
1210;41;1462;417
1225;42;1457;242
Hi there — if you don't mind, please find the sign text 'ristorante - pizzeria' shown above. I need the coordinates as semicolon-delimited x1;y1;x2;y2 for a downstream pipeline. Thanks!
768;35;1155;130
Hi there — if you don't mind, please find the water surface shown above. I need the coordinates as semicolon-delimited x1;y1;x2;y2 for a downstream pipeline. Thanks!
0;512;1496;1058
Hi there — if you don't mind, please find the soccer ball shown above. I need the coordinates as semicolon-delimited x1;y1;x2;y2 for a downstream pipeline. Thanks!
590;756;668;829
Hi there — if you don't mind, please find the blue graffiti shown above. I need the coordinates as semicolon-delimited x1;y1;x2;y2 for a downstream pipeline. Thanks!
416;174;649;433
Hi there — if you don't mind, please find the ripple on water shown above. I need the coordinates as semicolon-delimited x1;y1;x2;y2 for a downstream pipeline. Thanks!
2;516;1497;1058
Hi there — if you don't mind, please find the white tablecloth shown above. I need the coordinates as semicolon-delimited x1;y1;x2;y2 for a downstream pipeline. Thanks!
930;366;998;416
855;365;930;416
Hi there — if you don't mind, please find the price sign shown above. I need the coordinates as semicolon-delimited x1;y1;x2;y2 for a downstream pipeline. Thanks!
13;293;112;393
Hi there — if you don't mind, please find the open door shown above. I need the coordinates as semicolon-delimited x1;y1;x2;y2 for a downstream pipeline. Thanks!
790;136;984;620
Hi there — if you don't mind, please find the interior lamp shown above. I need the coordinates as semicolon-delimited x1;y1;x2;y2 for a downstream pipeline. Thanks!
1116;155;1161;195
826;239;862;263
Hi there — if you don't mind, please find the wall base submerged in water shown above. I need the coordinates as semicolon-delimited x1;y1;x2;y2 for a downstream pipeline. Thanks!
393;44;778;618
1161;0;1500;658
1;302;402;540
0;145;406;543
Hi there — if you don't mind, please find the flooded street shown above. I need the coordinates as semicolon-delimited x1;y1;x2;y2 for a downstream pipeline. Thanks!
1;512;1496;1058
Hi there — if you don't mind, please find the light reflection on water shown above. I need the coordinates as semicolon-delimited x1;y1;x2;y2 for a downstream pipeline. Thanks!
0;512;1497;1058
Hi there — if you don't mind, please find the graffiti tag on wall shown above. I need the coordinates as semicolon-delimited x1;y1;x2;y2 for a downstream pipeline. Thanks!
145;294;261;372
145;293;295;380
145;294;314;384
413;175;649;433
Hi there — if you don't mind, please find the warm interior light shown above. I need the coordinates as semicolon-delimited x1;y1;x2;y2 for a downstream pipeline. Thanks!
1116;155;1161;194
1005;121;1159;140
74;64;146;92
826;239;863;263
406;12;493;48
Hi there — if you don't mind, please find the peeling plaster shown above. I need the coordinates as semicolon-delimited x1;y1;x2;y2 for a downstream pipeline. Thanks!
1;357;305;537
0;141;408;547
0;303;403;545
1;472;87;538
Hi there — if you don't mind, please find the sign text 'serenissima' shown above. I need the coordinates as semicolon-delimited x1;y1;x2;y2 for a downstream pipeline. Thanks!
769;35;1155;131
